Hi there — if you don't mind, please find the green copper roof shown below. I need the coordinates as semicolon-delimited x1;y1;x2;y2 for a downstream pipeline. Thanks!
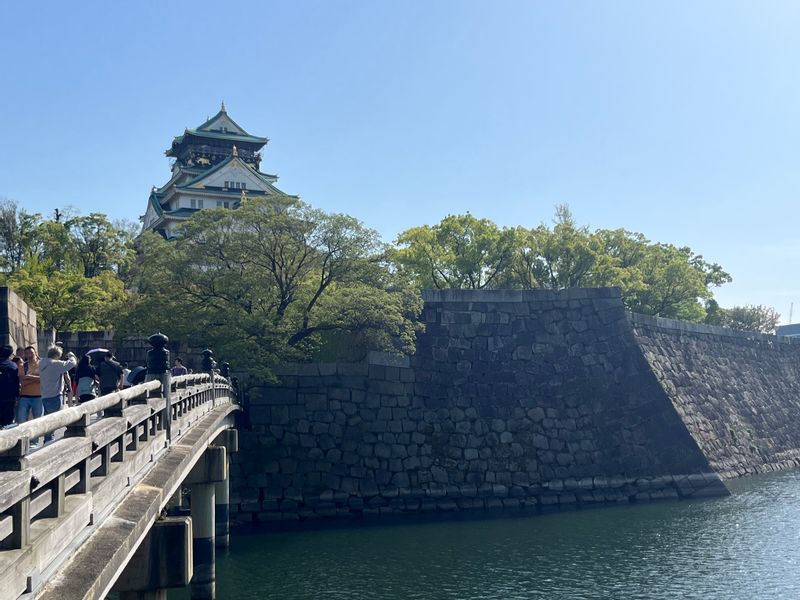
169;129;268;148
195;105;251;136
176;153;281;190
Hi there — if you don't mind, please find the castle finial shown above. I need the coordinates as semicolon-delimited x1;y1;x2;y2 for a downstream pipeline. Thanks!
232;145;238;157
220;100;226;112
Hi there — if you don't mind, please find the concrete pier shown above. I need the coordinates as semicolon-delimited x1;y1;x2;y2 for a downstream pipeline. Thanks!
214;477;229;549
186;445;227;599
112;517;193;599
190;483;216;600
214;429;237;549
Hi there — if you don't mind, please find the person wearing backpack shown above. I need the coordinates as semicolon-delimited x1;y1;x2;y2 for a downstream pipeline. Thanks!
98;352;124;395
75;354;99;402
0;345;19;427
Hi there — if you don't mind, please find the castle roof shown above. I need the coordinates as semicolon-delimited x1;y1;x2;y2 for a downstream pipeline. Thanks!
166;104;267;156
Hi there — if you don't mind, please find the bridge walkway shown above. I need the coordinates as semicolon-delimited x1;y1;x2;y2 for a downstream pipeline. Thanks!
0;373;238;600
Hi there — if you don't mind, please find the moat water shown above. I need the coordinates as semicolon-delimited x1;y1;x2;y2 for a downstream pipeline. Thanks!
170;470;800;599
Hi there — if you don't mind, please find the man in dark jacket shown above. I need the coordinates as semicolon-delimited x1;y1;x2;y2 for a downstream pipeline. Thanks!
0;345;20;426
97;352;123;396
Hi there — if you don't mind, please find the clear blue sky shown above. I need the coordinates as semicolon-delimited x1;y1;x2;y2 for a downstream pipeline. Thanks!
2;1;799;321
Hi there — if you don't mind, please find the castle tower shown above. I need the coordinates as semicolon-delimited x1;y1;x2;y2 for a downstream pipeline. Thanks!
140;103;293;238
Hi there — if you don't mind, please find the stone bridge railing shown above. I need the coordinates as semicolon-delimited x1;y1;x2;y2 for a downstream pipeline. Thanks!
0;372;238;599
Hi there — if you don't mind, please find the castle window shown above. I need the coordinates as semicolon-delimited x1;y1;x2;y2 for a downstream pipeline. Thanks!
224;202;230;208
198;200;204;208
190;199;196;208
241;182;246;190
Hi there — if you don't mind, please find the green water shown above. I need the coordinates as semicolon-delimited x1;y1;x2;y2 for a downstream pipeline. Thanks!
170;471;800;599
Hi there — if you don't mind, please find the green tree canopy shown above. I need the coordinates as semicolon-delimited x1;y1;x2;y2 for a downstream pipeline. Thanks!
121;197;423;378
705;301;781;333
0;202;133;335
392;206;731;323
392;213;517;289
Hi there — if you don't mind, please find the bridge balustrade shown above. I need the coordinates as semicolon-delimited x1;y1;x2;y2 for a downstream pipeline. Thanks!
0;373;236;598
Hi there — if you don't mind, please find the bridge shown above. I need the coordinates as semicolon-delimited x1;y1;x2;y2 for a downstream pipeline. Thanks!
0;370;239;600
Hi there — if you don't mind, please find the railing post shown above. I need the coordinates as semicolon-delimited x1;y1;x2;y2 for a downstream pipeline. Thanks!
66;414;92;493
145;333;172;444
39;474;65;518
6;497;30;550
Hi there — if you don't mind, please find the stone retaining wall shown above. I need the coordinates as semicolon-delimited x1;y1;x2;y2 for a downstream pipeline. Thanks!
631;313;800;479
231;288;729;524
0;287;37;350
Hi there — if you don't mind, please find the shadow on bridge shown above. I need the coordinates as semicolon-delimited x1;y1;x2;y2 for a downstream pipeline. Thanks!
0;370;239;600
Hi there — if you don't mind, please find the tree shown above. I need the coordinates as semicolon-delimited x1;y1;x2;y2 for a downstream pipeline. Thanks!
528;205;598;289
6;261;127;333
705;303;780;333
0;204;134;336
0;200;42;274
67;213;134;278
608;243;730;321
121;197;423;378
392;213;517;289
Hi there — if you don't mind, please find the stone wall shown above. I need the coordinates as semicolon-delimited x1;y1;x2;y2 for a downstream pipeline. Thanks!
631;313;800;479
231;288;728;524
0;287;37;350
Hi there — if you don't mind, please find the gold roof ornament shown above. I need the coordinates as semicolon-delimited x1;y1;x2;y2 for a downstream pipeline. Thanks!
220;100;227;112
240;188;248;205
232;145;238;157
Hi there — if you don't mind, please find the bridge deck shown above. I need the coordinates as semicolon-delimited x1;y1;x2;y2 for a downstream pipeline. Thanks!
38;404;237;599
0;374;238;600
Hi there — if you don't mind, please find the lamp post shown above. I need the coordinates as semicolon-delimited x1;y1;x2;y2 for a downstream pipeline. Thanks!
146;332;172;443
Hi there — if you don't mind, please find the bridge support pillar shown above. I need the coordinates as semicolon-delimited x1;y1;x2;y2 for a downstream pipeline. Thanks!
112;517;192;599
189;483;216;599
187;445;227;599
214;477;229;549
213;429;238;549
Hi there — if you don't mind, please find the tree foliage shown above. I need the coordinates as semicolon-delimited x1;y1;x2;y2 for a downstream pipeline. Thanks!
393;213;516;289
393;206;732;322
0;201;134;334
120;197;423;378
705;301;781;333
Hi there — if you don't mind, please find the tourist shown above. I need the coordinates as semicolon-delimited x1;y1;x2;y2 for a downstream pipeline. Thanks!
18;346;41;420
97;352;124;395
75;354;99;403
18;346;42;444
171;357;188;377
39;346;77;444
121;361;132;388
0;345;20;427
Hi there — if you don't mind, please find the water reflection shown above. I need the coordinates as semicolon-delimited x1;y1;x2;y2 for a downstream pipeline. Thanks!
171;470;800;599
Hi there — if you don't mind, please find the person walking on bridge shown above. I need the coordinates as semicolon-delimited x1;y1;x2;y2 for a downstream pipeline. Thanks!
171;357;188;377
18;345;41;420
98;352;123;396
0;345;19;427
39;346;77;444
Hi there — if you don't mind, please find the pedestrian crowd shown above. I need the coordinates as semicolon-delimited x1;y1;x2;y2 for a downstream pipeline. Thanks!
0;344;144;448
